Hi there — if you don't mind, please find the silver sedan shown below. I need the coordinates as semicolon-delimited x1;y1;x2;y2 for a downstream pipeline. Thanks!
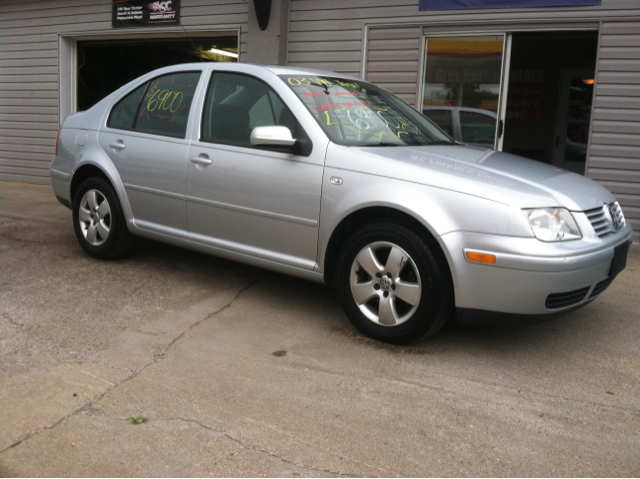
50;63;633;344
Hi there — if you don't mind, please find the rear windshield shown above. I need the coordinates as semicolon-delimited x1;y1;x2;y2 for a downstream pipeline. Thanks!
279;75;454;147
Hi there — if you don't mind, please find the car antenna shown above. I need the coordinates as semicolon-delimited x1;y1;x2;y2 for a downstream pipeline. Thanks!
181;24;204;62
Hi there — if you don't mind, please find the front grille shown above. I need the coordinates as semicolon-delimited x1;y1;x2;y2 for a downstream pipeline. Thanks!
590;277;613;299
545;287;590;310
585;202;625;237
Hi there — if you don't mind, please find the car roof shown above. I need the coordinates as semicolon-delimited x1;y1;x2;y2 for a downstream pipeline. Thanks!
148;62;361;81
262;64;361;79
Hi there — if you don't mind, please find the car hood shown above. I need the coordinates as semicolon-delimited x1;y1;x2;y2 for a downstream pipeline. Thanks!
326;143;615;211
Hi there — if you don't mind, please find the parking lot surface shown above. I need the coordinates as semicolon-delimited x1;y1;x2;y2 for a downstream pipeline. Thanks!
1;181;639;477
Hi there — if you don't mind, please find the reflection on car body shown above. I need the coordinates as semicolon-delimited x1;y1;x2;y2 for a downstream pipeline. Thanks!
50;63;633;344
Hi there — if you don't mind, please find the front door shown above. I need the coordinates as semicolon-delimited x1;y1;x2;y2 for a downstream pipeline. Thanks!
186;71;323;270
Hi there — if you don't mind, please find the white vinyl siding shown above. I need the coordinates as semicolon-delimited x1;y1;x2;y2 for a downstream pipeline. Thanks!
365;26;422;107
588;21;640;243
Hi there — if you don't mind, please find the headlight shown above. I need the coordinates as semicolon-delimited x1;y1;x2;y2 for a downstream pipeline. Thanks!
524;208;581;242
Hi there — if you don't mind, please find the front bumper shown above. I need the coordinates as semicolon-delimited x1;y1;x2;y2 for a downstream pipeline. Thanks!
440;224;633;322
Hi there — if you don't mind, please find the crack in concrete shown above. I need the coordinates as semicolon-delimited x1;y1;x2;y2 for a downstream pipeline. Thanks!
0;276;265;455
1;313;136;373
3;313;62;351
151;276;266;360
67;351;137;372
161;417;357;477
0;401;97;453
63;409;359;476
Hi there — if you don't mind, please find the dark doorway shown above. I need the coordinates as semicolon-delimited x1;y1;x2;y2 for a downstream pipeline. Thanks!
503;31;598;174
77;37;238;111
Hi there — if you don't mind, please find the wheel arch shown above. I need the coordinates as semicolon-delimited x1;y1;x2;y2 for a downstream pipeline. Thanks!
70;164;110;202
322;206;453;291
70;160;134;227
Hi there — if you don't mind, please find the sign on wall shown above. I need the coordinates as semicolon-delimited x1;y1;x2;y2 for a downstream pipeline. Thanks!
112;0;181;28
419;0;600;10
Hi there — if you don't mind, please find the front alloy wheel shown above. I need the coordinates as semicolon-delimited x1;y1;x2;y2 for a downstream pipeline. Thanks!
336;221;453;344
350;241;422;326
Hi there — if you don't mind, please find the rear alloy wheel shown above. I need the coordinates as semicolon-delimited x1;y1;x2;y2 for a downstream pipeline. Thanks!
336;221;453;344
78;188;111;246
73;177;132;260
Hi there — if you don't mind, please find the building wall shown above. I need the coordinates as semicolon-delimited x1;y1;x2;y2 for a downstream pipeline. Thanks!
0;0;250;185
587;20;640;244
287;0;640;242
0;0;638;242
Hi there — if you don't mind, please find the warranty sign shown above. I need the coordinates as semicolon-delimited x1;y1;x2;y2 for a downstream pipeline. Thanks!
112;0;181;28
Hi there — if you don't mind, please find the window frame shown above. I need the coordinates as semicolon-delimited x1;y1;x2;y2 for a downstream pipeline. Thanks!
199;71;308;153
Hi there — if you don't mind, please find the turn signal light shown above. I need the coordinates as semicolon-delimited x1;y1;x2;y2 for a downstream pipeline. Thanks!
466;251;496;264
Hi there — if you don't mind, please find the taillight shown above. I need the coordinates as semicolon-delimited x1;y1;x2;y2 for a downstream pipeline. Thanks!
55;127;61;156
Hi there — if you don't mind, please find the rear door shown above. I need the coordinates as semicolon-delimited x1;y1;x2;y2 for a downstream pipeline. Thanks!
98;70;202;237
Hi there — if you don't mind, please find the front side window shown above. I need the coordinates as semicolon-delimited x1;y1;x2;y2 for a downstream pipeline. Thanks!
107;71;201;138
201;72;300;148
279;75;453;147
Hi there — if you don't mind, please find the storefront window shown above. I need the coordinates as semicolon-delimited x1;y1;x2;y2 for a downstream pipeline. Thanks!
422;35;504;148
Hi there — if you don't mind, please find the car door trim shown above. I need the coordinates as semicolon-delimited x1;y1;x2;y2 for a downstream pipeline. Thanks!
124;183;185;201
185;195;318;227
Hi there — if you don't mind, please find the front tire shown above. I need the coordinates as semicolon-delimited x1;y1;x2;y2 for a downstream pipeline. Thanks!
72;177;132;260
335;221;453;344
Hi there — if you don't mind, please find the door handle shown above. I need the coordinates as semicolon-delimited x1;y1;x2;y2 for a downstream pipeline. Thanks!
190;156;212;166
109;141;126;150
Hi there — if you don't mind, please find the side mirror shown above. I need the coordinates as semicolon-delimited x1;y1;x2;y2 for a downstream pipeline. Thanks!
250;126;296;147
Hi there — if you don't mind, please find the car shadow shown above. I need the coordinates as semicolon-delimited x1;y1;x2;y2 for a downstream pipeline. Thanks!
125;238;618;360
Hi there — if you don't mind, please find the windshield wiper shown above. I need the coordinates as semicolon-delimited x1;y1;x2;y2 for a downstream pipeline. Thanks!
425;141;455;146
368;142;404;147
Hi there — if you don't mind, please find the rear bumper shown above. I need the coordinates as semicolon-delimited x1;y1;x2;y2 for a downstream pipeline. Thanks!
441;226;633;319
50;155;72;208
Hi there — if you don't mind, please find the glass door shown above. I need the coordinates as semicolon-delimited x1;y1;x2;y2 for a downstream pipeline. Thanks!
552;69;595;174
421;34;511;150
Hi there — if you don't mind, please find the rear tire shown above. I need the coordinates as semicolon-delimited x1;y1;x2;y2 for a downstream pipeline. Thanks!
335;221;453;344
72;177;132;260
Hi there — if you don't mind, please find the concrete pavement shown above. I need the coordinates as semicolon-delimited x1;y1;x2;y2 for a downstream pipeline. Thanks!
1;181;639;477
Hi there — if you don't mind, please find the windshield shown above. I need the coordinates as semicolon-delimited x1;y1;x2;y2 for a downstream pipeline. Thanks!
279;75;454;147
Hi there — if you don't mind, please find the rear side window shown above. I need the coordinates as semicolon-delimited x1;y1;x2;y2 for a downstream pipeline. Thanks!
107;71;201;138
135;72;201;138
107;83;147;130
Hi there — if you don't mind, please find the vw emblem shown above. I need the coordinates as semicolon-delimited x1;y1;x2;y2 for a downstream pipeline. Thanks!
603;204;619;230
379;276;393;291
609;205;620;229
